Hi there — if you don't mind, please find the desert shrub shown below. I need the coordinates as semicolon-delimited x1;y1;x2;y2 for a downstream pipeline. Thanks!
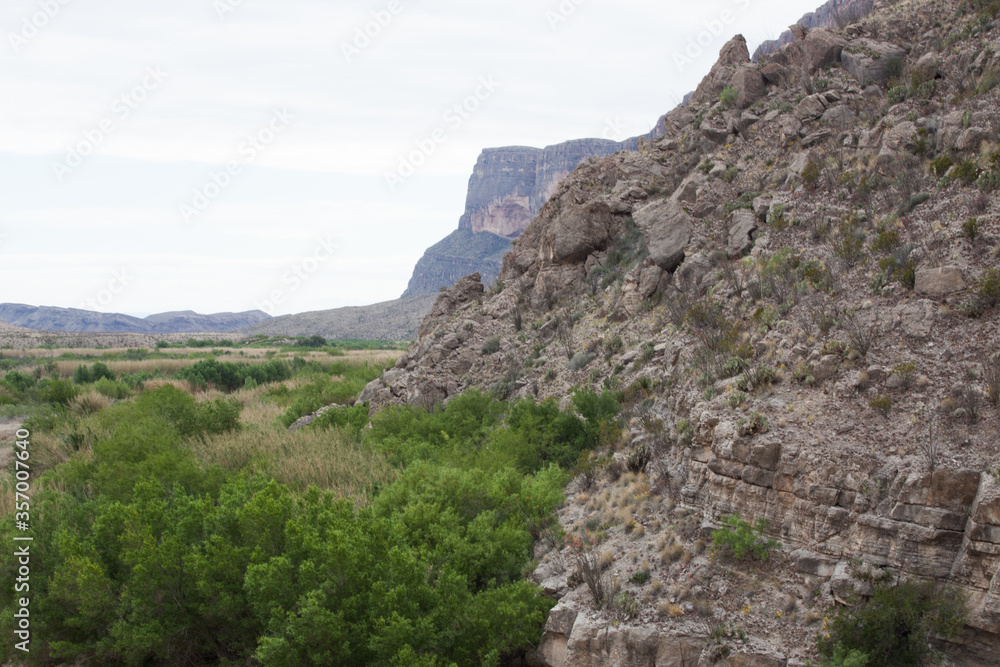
953;161;980;183
817;579;966;666
832;218;867;268
929;155;953;177
841;310;878;357
569;352;596;372
480;336;500;357
41;379;78;406
977;268;1000;309
887;85;909;105
719;86;739;108
961;217;981;241
722;191;759;216
871;228;901;253
870;394;892;417
604;334;624;359
802;159;823;189
904;192;930;213
884;55;905;82
892;361;917;389
2;370;36;395
712;514;780;561
295;334;328;348
983;353;1000;407
736;412;769;436
177;358;291;393
93;376;130;400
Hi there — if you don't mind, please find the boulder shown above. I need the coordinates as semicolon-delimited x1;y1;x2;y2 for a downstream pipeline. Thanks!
700;119;730;144
673;252;714;293
841;40;907;86
795;94;828;122
913;52;940;82
761;62;788;85
915;266;966;297
417;273;485;339
633;199;693;272
801;28;847;71
883;121;918;151
541;202;613;264
894;299;935;340
731;67;767;108
672;172;707;205
728;209;758;257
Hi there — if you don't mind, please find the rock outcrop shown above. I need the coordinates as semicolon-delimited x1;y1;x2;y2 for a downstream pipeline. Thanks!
362;0;1000;662
402;133;669;297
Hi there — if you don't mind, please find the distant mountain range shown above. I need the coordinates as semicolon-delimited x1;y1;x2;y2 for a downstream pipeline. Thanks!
0;304;270;334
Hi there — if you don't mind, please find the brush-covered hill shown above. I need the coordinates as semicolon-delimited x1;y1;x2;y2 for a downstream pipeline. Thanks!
359;1;1000;663
241;293;436;341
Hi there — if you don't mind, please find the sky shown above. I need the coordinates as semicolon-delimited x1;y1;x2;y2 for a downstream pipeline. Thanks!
0;0;821;317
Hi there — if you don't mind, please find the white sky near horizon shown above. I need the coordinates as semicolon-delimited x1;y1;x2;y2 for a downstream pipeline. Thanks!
0;0;820;317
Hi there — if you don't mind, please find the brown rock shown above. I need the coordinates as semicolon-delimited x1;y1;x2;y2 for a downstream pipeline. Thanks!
542;202;613;264
801;28;847;72
915;266;966;297
728;209;758;257
633;199;693;272
732;67;767;108
417;273;485;339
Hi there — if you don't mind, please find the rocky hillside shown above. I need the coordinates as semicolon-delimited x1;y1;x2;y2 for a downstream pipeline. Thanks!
360;0;1000;663
402;137;661;298
0;303;270;334
753;0;877;60
241;293;436;341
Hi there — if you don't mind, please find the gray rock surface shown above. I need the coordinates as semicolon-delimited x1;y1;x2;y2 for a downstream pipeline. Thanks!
633;199;693;272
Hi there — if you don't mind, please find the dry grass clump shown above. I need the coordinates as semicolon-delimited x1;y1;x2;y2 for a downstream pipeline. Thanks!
71;391;110;416
658;601;685;617
194;400;394;507
661;541;687;564
142;379;191;393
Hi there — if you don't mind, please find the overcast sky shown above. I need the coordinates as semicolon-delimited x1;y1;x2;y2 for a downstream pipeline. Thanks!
0;0;820;317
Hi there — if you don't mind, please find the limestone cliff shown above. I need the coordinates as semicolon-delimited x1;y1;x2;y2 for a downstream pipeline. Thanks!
364;0;1000;661
402;135;653;298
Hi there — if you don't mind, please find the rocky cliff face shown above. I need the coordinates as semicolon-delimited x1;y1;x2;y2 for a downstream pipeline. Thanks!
402;133;655;298
753;0;875;61
363;0;1000;662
